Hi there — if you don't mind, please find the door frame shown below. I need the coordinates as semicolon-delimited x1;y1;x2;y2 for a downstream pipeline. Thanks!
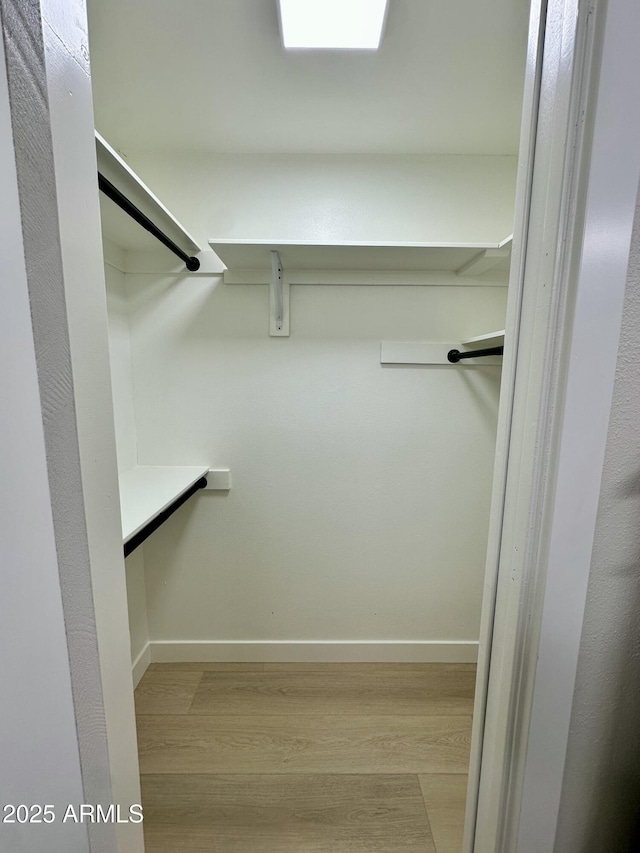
3;0;639;851
0;2;144;851
465;0;640;850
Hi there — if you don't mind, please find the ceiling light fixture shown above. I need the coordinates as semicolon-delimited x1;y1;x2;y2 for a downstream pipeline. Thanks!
278;0;389;50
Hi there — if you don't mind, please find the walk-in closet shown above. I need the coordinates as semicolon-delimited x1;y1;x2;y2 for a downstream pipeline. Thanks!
88;1;529;849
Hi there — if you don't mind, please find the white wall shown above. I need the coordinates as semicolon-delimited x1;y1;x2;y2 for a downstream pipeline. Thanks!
124;272;507;657
122;152;518;247
105;241;137;474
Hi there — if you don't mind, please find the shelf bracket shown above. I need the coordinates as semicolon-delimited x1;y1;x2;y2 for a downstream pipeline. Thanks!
456;247;510;277
270;251;290;336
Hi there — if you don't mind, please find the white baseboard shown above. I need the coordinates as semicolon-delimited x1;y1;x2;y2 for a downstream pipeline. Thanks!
131;642;151;686
149;640;478;664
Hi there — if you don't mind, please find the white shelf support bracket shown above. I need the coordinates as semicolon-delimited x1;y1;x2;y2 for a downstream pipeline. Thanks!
270;250;290;336
456;247;511;277
204;468;232;490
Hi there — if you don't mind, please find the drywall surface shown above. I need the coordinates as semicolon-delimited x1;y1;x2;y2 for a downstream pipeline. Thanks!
87;0;528;157
121;152;517;249
105;241;137;473
127;272;507;652
554;189;640;851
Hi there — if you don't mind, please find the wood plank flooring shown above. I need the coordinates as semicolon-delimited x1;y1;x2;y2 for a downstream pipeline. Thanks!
189;668;474;716
419;775;470;853
136;663;473;852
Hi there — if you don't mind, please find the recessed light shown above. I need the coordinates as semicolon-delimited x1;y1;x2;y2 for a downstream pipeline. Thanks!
278;0;389;50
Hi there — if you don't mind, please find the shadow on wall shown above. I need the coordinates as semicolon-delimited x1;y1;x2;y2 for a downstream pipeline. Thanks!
572;494;640;852
555;195;640;853
568;487;640;852
381;362;502;434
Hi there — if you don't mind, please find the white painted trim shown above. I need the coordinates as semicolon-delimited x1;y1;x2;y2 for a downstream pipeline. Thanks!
149;640;478;664
468;0;640;851
224;269;508;287
224;269;509;286
131;643;151;688
0;21;92;846
464;2;548;846
41;8;145;847
516;0;640;849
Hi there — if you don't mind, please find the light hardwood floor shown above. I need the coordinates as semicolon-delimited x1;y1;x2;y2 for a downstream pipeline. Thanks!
135;662;473;852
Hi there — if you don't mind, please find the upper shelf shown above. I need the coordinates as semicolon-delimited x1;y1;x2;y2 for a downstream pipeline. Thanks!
97;132;201;255
210;238;512;278
119;465;209;546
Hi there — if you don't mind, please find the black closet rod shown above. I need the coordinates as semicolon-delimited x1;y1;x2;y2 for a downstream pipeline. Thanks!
123;476;207;558
447;345;504;363
98;172;200;271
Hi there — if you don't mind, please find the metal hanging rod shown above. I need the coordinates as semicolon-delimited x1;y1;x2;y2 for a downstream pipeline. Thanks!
98;172;200;271
123;476;207;557
447;345;504;363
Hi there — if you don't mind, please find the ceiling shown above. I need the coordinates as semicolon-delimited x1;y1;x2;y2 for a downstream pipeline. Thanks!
87;0;529;157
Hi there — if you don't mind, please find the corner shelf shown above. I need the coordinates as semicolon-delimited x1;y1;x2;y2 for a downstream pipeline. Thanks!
119;466;209;548
97;132;201;255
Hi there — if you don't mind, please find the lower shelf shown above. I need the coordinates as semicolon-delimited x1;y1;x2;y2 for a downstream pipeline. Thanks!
119;466;209;555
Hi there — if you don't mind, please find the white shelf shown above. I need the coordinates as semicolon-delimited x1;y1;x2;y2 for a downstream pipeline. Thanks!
380;340;503;365
209;238;512;278
119;465;209;545
97;132;201;255
381;330;505;365
460;329;505;347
